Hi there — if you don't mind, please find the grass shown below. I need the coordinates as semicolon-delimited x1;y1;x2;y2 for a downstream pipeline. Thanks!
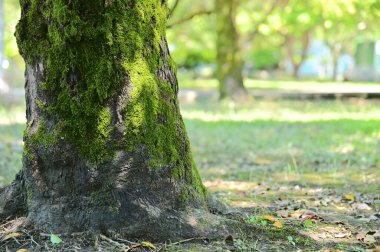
1;97;379;250
177;72;380;90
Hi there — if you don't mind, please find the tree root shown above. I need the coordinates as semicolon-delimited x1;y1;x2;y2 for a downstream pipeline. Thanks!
0;171;27;221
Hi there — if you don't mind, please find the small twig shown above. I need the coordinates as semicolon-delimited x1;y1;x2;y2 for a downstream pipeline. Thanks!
170;237;206;246
116;237;140;245
169;0;181;17
99;234;129;249
39;233;52;237
28;234;40;247
167;9;213;28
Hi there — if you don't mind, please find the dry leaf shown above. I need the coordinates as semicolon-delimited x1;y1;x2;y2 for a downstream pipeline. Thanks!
356;232;367;241
334;231;351;238
273;221;283;228
141;241;156;249
2;232;22;241
290;210;302;218
224;235;234;246
263;215;276;222
16;249;28;252
353;203;372;211
344;194;355;201
300;212;322;221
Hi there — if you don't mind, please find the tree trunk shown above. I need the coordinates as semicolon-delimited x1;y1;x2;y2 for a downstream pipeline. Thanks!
0;0;229;241
285;31;311;80
331;44;342;81
216;0;248;101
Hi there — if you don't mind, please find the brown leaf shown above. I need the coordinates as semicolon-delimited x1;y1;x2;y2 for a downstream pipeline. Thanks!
356;232;367;241
224;235;234;246
334;231;351;238
300;212;323;221
352;203;372;211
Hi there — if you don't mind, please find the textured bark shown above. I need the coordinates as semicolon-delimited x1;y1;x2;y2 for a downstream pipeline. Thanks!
0;0;231;241
216;0;248;100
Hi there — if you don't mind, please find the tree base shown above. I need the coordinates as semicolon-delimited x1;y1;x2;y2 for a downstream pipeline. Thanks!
1;176;243;241
0;171;27;221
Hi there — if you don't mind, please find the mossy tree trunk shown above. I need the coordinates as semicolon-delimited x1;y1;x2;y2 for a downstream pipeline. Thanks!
215;0;248;101
0;0;228;240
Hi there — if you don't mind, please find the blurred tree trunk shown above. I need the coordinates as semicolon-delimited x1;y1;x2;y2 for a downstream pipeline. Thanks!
331;46;340;81
0;0;3;78
216;0;248;100
285;31;312;80
0;0;223;240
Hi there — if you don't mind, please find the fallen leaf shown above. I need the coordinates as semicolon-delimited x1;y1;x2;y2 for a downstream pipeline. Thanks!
224;235;234;246
303;219;315;228
300;212;322;221
353;203;372;211
356;232;367;241
356;231;379;244
141;241;156;249
344;194;355;201
334;231;351;238
273;221;283;228
263;215;276;222
290;210;302;218
50;234;63;244
2;232;22;241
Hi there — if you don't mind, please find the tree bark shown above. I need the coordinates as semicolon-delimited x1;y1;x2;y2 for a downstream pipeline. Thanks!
216;0;248;101
0;0;230;241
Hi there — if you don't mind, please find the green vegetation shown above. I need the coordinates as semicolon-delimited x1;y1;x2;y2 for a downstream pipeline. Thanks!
177;73;380;90
1;97;379;250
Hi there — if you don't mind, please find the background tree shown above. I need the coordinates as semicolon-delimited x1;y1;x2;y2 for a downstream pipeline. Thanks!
168;0;282;99
272;0;322;79
215;0;246;100
0;0;228;240
320;0;379;81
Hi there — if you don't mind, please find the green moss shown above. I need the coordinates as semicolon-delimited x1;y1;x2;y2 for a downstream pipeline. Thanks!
29;121;57;148
17;0;206;205
16;0;169;164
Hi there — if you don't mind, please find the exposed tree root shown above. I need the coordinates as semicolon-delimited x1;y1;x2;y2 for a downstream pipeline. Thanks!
0;171;27;221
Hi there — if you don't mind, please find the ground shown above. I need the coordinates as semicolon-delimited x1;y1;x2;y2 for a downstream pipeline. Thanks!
0;81;379;251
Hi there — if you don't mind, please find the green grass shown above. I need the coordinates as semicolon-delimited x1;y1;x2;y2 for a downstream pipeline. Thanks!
1;98;379;249
182;99;380;193
1;99;379;191
177;72;380;90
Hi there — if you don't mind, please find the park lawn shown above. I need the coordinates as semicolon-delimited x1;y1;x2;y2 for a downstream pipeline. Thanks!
0;98;379;251
177;72;380;91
